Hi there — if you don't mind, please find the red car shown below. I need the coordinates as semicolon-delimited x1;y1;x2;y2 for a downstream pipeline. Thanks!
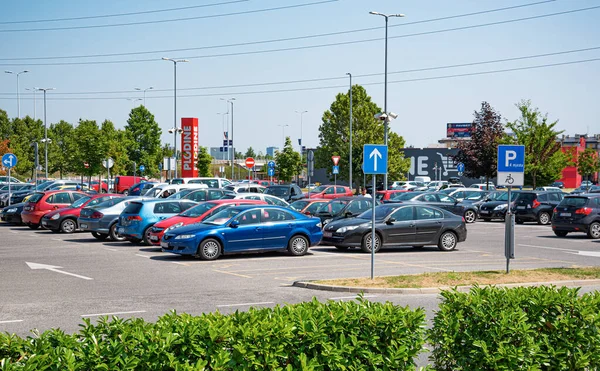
289;198;330;216
376;189;409;202
40;193;123;233
304;185;353;199
147;199;266;246
90;180;109;193
21;190;87;229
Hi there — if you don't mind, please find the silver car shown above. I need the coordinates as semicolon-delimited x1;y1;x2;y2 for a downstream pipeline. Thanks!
78;197;145;241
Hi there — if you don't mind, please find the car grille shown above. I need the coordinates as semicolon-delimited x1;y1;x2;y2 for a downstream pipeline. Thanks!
151;227;164;233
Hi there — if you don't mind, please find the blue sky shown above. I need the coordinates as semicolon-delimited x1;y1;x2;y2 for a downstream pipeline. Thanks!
1;0;599;155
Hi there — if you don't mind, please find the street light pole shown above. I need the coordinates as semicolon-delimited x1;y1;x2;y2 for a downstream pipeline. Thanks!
163;58;189;179
369;11;404;190
347;73;353;191
221;98;235;179
135;86;153;106
278;124;290;148
126;98;142;107
37;87;55;179
5;70;29;118
25;87;37;120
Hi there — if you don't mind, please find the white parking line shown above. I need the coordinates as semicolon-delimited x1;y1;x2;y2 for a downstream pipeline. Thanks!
81;310;146;317
330;295;377;300
135;254;150;258
216;301;274;308
518;244;578;253
0;319;23;324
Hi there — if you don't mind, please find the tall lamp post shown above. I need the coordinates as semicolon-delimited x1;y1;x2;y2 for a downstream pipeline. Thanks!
217;112;229;161
369;11;404;190
126;98;142;107
37;87;55;179
5;70;29;118
221;98;235;179
278;124;290;148
295;110;307;185
25;87;37;120
134;86;153;106
163;57;189;178
346;73;353;191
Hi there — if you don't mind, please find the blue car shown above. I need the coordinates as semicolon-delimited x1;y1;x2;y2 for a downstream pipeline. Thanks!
161;205;323;260
117;199;197;245
128;182;157;196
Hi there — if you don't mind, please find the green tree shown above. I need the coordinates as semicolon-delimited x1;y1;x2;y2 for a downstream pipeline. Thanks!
100;120;131;177
48;120;76;178
124;106;162;177
245;146;256;158
275;137;302;182
454;102;504;187
9;116;44;178
0;109;10;140
505;100;568;188
577;147;599;186
73;120;104;179
196;146;213;177
317;85;409;190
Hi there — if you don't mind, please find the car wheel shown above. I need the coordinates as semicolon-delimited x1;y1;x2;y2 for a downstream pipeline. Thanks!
588;222;600;239
122;190;129;196
361;232;381;253
481;217;491;222
142;226;154;246
464;210;476;224
288;235;309;256
28;224;39;230
516;219;524;225
109;224;126;241
334;245;349;251
197;238;221;260
438;231;457;251
553;230;568;237
91;231;109;240
60;218;77;234
537;212;551;225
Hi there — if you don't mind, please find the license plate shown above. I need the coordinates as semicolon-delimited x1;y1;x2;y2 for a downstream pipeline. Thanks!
160;241;169;248
560;213;571;217
480;210;488;214
118;227;125;234
323;231;332;238
150;235;158;241
517;206;526;210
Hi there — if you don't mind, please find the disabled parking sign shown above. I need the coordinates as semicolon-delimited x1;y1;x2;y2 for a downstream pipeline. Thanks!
497;145;525;186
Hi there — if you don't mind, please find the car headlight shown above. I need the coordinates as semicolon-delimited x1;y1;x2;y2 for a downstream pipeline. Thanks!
167;222;184;231
174;234;195;240
494;204;507;211
337;225;360;233
323;219;332;225
6;208;17;213
50;213;60;220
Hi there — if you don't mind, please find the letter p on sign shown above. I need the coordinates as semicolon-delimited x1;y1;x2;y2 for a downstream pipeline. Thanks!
506;150;517;167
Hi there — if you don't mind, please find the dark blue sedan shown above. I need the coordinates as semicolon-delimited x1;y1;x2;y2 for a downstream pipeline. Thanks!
161;205;323;260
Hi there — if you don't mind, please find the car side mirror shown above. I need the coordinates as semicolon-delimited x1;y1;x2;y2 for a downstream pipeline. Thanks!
230;220;240;228
386;217;396;224
304;211;311;215
345;211;353;217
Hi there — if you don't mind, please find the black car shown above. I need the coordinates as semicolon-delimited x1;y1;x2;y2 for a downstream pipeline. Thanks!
550;181;565;189
513;191;564;225
322;204;467;252
182;188;235;202
552;194;600;238
386;191;479;224
8;189;36;205
264;184;304;203
0;202;26;224
478;191;521;221
315;196;375;227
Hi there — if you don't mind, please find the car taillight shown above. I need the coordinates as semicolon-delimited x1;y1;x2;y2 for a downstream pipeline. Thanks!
532;199;541;208
462;217;466;223
575;207;592;215
91;211;104;219
127;215;143;221
553;208;557;213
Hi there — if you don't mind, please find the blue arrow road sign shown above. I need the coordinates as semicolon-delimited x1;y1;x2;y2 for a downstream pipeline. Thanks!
267;167;275;177
497;145;525;172
362;144;388;175
457;162;465;173
139;165;145;172
2;153;17;169
332;165;339;175
268;160;275;168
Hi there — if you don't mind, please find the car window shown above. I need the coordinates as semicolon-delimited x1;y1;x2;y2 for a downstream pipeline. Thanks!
306;202;326;214
265;196;287;206
235;209;262;225
422;194;438;202
452;191;464;199
154;202;182;214
180;202;196;211
347;200;370;214
50;192;72;204
416;206;443;220
187;190;207;202
390;206;413;221
263;209;294;222
548;193;561;202
439;195;455;203
207;190;223;200
335;186;346;194
537;193;548;202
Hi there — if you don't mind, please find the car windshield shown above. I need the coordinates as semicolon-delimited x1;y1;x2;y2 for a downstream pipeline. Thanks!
495;192;520;201
71;196;92;208
559;197;588;208
358;205;396;220
391;192;421;201
203;208;242;225
27;193;44;203
289;200;310;211
180;202;216;217
144;188;163;197
265;186;289;196
311;185;328;193
168;189;195;199
317;200;349;215
93;197;126;209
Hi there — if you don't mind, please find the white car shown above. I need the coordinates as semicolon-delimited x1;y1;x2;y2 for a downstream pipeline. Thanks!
224;184;266;193
233;193;289;206
470;183;496;190
393;181;423;191
446;188;488;201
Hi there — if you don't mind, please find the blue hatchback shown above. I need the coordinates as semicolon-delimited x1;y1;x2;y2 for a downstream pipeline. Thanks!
117;199;197;245
161;205;323;260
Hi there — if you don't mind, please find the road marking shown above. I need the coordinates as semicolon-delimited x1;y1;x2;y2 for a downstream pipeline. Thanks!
573;251;600;258
51;238;62;241
104;248;118;252
217;301;274;308
0;320;23;324
213;269;252;278
10;231;17;234
330;295;377;300
518;244;578;253
26;262;93;280
81;310;146;318
135;254;150;258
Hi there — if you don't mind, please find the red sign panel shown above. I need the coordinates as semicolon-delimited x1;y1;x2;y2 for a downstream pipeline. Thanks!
245;157;255;168
446;123;472;138
181;117;199;178
331;156;340;166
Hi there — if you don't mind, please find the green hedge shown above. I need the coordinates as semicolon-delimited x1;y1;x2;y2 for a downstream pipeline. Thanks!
428;285;600;370
0;297;426;370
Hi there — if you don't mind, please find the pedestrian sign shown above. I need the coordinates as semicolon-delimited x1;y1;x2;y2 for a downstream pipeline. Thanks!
332;165;339;175
497;145;525;186
362;145;387;175
2;153;17;169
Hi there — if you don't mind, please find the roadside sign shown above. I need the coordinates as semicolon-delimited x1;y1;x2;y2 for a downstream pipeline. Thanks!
84;162;90;168
245;157;255;169
457;162;465;173
102;158;114;169
139;165;145;172
497;145;525;186
332;165;339;175
331;156;340;166
268;160;275;168
223;139;232;146
268;167;275;177
363;144;388;175
2;153;17;168
163;157;176;171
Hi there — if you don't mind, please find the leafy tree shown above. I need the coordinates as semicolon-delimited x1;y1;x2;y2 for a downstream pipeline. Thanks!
577;147;599;185
100;120;131;177
275;137;302;182
0;109;10;140
454;102;504;187
0;139;9;176
505;100;568;188
196;146;213;177
9;116;44;178
73;120;104;178
245;146;256;159
317;85;409;190
48;120;76;178
124;106;162;177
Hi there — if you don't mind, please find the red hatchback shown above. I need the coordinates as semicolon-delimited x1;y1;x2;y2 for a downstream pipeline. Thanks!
21;190;87;229
147;199;266;245
304;185;353;199
376;189;409;202
41;193;123;233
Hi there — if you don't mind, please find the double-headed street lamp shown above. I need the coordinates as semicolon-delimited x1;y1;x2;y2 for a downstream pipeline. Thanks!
134;86;153;106
126;98;143;107
5;70;29;118
25;87;38;120
278;124;290;148
369;11;405;190
163;57;189;179
220;98;236;179
37;87;55;179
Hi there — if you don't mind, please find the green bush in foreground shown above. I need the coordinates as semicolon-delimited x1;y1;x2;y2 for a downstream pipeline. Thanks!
0;297;426;370
428;285;600;370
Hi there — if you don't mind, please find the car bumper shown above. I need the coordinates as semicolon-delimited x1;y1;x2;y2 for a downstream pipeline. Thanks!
148;231;165;246
79;217;114;234
514;210;537;221
552;219;592;233
116;224;143;239
478;209;506;219
40;217;61;230
21;211;44;225
1;212;22;224
321;230;363;247
161;238;197;255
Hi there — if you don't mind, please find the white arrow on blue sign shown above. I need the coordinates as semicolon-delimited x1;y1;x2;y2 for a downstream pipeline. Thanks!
268;161;275;168
139;165;145;172
267;167;275;177
362;144;388;175
457;162;465;173
2;153;17;168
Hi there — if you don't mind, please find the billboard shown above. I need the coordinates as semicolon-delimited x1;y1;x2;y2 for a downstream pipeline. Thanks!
181;117;199;178
446;123;472;138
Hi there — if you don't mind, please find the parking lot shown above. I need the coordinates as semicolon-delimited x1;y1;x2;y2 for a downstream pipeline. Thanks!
1;220;600;336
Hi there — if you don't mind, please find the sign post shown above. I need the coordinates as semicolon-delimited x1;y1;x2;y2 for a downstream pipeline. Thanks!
2;153;17;206
362;144;388;280
307;150;315;197
497;145;525;273
102;158;114;192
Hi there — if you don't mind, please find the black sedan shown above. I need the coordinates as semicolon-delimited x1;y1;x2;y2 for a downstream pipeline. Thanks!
0;202;26;225
315;196;375;227
478;191;520;221
386;191;479;224
322;204;467;252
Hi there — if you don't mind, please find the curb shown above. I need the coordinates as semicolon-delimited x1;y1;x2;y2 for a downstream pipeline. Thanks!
292;279;600;294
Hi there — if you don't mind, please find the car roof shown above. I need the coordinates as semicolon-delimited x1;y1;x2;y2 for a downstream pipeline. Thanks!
208;199;264;204
132;198;195;204
326;196;363;201
229;204;290;211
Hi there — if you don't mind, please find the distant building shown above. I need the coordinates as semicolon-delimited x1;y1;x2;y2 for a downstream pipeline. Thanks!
559;134;600;187
210;147;236;161
266;146;279;158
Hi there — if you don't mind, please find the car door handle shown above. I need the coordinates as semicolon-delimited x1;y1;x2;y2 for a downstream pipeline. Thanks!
409;223;415;227
255;227;261;231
